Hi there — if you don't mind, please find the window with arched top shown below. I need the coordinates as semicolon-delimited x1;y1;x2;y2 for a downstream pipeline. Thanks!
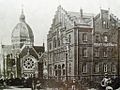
95;35;100;42
103;64;108;72
62;64;65;75
54;65;57;76
104;35;108;42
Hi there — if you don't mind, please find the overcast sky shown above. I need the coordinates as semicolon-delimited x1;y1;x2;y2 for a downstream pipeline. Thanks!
0;0;120;50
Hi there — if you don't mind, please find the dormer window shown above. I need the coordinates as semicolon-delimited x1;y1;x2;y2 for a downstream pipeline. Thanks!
96;35;100;42
104;36;108;42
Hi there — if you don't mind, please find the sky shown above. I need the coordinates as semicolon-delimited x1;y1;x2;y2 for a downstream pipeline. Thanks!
0;0;120;50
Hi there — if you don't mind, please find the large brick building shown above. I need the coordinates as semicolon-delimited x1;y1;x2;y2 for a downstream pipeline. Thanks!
47;6;120;88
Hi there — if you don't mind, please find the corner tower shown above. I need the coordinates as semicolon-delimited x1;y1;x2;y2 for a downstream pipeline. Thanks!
11;9;34;50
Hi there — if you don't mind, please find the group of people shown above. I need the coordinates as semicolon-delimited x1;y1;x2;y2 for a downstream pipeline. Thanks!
0;76;42;90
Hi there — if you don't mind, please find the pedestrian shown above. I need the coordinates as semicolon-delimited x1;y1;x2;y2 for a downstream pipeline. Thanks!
36;80;41;90
72;79;76;90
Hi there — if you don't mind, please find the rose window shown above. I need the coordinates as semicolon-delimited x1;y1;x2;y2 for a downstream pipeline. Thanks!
23;58;35;69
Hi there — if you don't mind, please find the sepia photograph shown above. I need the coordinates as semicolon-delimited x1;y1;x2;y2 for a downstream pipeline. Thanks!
0;0;120;90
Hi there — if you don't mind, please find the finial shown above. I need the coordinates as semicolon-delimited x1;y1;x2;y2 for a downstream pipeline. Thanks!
21;4;24;14
20;4;25;22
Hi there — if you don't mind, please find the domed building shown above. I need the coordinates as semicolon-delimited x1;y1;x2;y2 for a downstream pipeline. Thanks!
11;10;34;50
1;10;44;79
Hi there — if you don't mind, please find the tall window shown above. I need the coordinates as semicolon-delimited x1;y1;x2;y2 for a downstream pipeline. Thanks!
104;36;108;42
94;63;99;73
69;63;71;75
112;64;116;73
96;35;100;42
82;33;87;42
103;48;107;57
62;64;65;75
58;38;60;47
104;64;108;72
53;38;57;48
54;65;57;76
94;48;99;57
82;48;87;57
82;64;87;73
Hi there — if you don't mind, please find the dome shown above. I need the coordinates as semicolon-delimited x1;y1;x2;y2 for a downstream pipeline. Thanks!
11;10;34;48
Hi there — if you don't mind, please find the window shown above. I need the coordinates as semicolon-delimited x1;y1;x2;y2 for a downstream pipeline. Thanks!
94;48;99;57
54;65;57;76
94;64;99;73
82;48;87;57
96;35;99;42
69;63;71;75
104;36;108;42
58;65;61;76
62;64;65;75
82;33;87;42
58;38;60;47
112;64;116;73
82;64;87;73
104;64;108;72
103;48;107;57
53;38;57;48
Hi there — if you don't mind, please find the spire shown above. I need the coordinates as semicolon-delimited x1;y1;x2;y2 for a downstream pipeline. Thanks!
19;5;25;22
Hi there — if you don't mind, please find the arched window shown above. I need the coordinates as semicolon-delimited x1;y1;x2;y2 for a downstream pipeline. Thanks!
62;64;65;75
103;64;108;72
58;65;61;76
54;65;57;76
104;35;108;42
